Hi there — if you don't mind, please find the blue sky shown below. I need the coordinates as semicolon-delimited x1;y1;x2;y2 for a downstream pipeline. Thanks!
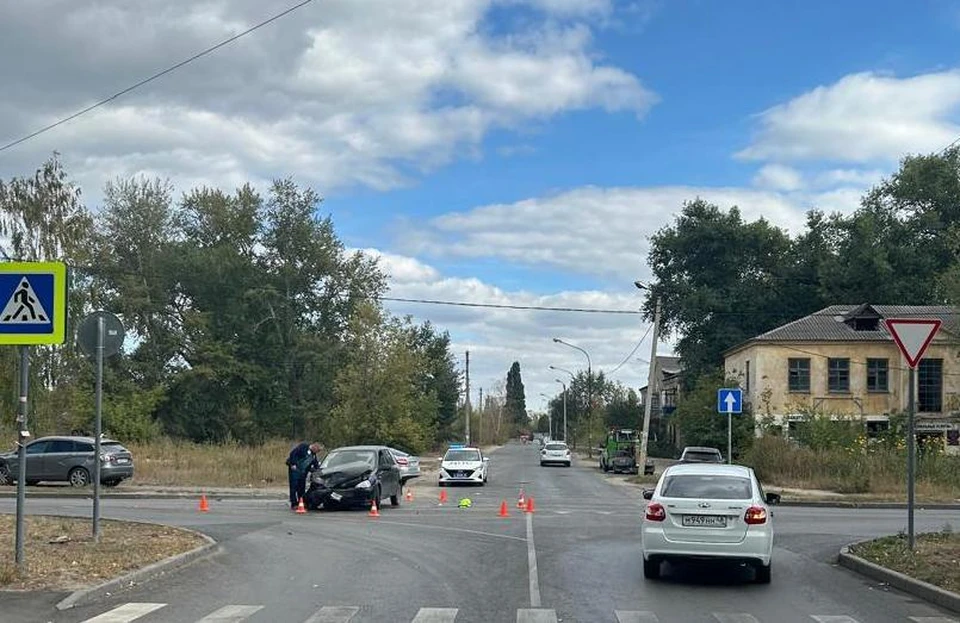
2;0;960;409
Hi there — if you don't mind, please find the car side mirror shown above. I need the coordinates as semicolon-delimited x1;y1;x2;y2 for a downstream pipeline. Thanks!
482;457;489;462
437;457;444;463
765;492;781;506
641;489;654;500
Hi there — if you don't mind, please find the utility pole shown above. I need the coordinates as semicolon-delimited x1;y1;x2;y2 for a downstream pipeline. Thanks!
478;387;483;445
637;282;662;474
465;351;471;445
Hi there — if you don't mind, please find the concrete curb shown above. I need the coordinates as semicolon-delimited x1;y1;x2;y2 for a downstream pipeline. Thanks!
55;526;219;611
838;539;960;615
780;500;960;510
0;490;283;500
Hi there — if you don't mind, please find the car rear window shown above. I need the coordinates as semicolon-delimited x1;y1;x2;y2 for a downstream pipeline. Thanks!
545;444;567;451
684;450;721;461
660;475;753;500
101;442;128;453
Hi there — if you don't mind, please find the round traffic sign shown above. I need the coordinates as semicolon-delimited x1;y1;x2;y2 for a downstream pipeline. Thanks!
77;311;125;359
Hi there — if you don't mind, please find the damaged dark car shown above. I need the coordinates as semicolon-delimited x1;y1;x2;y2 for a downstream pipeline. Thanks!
304;445;402;511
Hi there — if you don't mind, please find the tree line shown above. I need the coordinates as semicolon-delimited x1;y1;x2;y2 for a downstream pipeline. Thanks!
0;156;471;454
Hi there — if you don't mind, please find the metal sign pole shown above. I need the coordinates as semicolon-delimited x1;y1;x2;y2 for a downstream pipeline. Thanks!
15;345;29;573
727;410;732;465
907;366;916;551
93;316;104;542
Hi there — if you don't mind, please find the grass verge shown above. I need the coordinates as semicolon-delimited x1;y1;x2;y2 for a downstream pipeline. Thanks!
850;529;960;594
0;514;207;591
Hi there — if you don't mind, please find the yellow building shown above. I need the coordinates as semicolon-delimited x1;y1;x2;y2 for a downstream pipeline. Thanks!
723;304;960;455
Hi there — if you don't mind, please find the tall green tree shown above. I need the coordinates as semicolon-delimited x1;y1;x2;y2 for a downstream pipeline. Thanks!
505;361;527;427
672;371;755;458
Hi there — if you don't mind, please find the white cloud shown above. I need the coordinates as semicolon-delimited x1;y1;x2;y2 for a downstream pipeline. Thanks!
752;164;803;191
737;70;960;163
401;185;848;281
0;0;655;199
375;251;669;412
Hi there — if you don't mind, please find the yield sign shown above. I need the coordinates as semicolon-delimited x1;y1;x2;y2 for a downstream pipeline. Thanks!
884;318;942;368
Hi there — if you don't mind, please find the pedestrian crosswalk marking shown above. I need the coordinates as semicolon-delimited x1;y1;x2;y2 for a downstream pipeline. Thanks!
615;611;660;623
80;602;167;623
411;607;459;623
713;615;762;623
74;601;960;623
304;606;361;623
517;609;558;623
195;604;264;622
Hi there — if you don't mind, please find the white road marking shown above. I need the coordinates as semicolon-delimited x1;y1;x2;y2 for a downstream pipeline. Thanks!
80;603;167;623
196;605;264;622
909;618;959;623
303;606;360;623
615;611;660;623
811;617;860;623
713;615;762;623
411;607;459;622
526;512;542;607
517;609;558;623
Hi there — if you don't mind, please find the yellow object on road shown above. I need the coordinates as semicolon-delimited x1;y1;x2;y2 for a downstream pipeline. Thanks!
458;498;472;508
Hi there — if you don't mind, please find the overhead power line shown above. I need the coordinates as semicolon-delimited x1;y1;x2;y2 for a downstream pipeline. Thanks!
606;322;653;375
0;0;317;154
381;296;644;315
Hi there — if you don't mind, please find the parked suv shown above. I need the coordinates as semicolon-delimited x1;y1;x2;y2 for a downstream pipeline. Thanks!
678;446;724;464
0;435;134;487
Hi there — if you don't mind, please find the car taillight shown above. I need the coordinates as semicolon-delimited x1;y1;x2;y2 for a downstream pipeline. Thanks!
396;457;408;466
744;506;767;525
645;503;665;522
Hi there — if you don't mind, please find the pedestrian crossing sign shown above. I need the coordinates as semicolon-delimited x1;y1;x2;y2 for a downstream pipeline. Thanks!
0;262;67;345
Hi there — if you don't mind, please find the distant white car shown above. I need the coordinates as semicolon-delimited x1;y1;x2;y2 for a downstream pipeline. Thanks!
540;441;571;467
387;448;421;483
438;446;488;486
640;463;780;584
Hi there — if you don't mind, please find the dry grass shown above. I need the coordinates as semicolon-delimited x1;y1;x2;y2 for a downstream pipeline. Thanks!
851;529;960;593
125;438;292;487
0;514;207;591
744;436;960;501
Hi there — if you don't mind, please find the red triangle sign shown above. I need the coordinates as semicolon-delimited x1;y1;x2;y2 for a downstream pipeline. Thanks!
884;318;942;368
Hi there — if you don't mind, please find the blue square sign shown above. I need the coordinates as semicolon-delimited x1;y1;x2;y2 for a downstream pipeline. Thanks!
0;262;67;345
717;388;742;414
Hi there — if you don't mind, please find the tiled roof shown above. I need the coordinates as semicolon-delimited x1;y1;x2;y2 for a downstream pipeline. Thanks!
724;304;959;354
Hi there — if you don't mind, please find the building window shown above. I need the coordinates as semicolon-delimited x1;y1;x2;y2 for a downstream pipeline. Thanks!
866;358;888;392
918;358;943;413
828;358;850;393
788;358;810;392
745;360;751;393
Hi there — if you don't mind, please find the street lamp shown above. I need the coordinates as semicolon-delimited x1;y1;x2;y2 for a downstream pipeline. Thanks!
554;379;568;442
635;280;662;475
553;338;594;456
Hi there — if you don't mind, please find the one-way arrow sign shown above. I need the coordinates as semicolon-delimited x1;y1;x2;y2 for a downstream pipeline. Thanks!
884;318;941;369
717;388;742;414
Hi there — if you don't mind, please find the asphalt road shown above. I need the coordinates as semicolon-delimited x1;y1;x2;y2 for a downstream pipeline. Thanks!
1;441;958;623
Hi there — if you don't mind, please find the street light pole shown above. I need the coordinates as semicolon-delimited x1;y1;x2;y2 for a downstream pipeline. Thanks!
635;281;662;475
555;379;568;442
552;339;594;457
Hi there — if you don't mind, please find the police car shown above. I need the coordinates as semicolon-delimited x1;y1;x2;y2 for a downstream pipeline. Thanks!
438;444;489;486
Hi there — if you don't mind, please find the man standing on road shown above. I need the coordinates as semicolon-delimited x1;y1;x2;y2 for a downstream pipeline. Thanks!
286;441;322;509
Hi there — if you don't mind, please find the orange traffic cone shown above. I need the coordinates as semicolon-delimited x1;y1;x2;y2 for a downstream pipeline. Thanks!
498;500;510;518
525;496;535;514
439;489;448;505
405;488;413;502
295;498;306;514
517;488;526;509
369;499;380;518
199;494;209;513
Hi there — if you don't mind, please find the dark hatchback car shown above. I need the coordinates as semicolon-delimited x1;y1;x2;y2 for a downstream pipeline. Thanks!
304;445;402;511
0;435;134;487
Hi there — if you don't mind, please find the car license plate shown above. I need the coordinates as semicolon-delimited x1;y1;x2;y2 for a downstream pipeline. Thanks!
115;458;129;464
330;492;342;501
682;514;726;527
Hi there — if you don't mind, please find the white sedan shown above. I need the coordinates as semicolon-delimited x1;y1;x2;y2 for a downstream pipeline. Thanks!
438;446;489;485
640;463;779;583
540;441;572;467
